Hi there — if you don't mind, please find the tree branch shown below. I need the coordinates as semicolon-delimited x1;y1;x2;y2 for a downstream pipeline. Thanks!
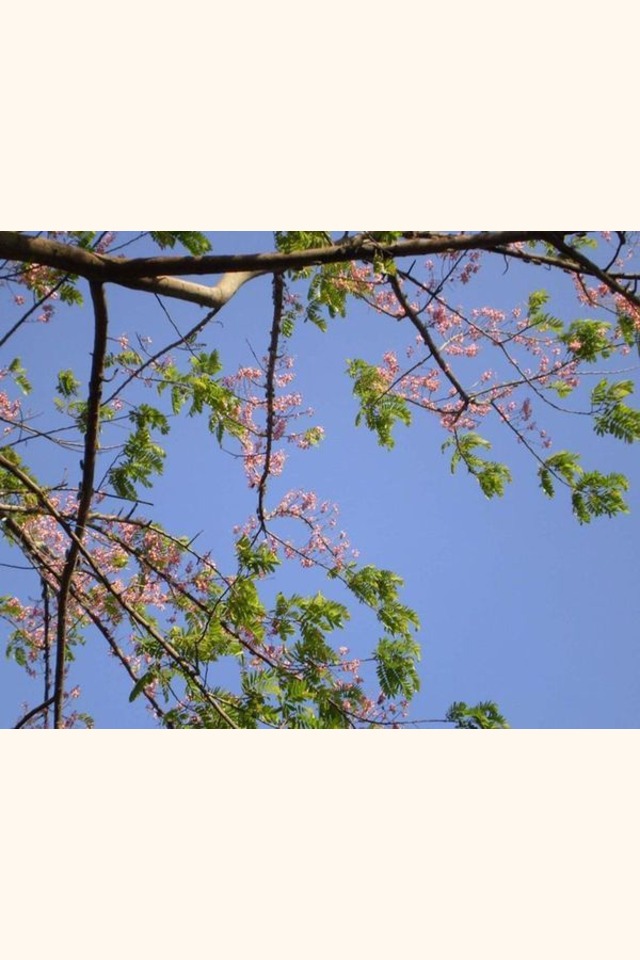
257;273;284;532
388;273;471;408
15;697;56;729
0;230;554;280
1;513;172;727
53;280;109;727
0;232;259;308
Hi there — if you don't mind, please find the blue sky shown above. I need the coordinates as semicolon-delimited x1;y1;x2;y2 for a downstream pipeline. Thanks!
1;231;638;728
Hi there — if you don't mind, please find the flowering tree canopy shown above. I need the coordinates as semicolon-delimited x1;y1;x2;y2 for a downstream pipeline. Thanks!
0;230;638;729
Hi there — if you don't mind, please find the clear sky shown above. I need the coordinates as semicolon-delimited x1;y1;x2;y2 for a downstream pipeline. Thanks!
1;231;638;728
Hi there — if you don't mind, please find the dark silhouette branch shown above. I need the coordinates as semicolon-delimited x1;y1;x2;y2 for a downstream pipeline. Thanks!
257;272;284;532
0;231;560;289
388;273;472;408
3;231;640;317
15;697;56;729
53;281;109;727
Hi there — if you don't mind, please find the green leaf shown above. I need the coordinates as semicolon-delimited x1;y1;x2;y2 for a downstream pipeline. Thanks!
109;404;169;499
592;379;634;405
345;566;419;641
538;452;629;521
273;231;332;256
59;283;83;306
68;231;97;249
375;636;420;698
308;263;349;320
540;450;583;486
149;232;212;255
617;312;639;349
443;433;511;498
11;643;27;668
224;577;267;642
235;535;280;576
348;358;411;448
571;472;629;524
561;319;614;361
548;379;575;399
8;357;31;395
129;670;157;702
157;352;242;443
476;461;512;498
591;380;640;444
56;369;80;398
539;467;555;498
304;300;328;332
527;290;564;334
445;700;509;729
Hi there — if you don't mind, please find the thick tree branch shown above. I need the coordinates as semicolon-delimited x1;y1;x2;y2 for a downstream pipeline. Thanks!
121;270;259;308
0;230;554;281
53;280;109;727
4;231;640;317
90;231;554;278
0;232;259;308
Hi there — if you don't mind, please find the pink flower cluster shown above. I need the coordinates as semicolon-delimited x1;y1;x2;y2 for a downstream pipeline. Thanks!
224;353;323;489
238;488;357;571
0;390;21;430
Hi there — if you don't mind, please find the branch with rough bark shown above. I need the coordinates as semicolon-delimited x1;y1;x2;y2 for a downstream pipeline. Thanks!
3;230;640;316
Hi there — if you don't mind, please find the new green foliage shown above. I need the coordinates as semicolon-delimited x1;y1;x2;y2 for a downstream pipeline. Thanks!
56;369;80;398
149;232;212;255
235;535;280;577
375;636;421;699
442;432;512;498
527;290;564;334
538;450;630;522
571;472;629;523
343;564;421;700
561;319;614;361
274;231;332;256
109;404;169;500
157;350;243;443
351;567;418;636
348;358;412;448
274;233;355;328
617;310;640;353
8;357;31;395
282;591;350;665
445;700;509;729
591;379;640;443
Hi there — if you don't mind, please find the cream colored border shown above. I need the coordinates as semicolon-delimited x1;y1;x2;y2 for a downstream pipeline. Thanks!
2;1;640;957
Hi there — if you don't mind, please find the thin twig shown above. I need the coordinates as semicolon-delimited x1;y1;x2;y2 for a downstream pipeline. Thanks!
15;697;56;729
388;273;471;408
